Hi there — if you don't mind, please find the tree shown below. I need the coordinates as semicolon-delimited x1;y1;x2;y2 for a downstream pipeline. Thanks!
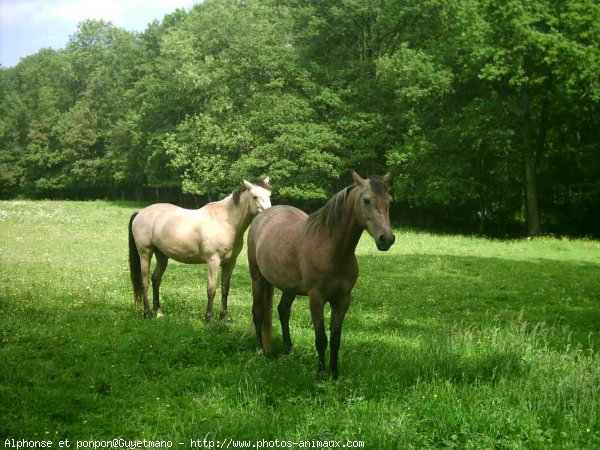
3;49;75;197
453;0;600;234
0;68;27;197
1;0;599;236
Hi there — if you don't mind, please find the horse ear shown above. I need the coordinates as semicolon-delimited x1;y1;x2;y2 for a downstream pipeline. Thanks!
263;176;270;185
382;172;392;185
351;170;367;187
243;180;254;190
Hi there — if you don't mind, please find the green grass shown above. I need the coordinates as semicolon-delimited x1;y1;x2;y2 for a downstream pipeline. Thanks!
1;200;599;449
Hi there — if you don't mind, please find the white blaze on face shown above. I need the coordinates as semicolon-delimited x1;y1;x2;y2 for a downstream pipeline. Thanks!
243;180;272;213
252;186;272;212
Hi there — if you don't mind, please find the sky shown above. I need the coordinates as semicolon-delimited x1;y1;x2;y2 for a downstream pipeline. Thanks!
0;0;197;68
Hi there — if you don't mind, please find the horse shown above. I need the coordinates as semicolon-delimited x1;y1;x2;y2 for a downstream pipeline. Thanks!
128;178;271;320
248;171;394;378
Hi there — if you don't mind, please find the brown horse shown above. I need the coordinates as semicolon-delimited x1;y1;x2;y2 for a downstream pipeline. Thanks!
248;171;394;378
129;178;271;320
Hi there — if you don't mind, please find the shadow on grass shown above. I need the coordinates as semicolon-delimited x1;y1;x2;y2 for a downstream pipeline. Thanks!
350;253;600;347
1;251;599;439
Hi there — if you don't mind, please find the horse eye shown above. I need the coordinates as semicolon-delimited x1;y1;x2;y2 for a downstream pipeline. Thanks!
362;198;370;205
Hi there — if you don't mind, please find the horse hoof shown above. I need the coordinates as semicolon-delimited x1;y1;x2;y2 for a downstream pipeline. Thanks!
220;314;233;323
204;313;213;322
143;311;153;319
155;309;164;318
283;346;294;355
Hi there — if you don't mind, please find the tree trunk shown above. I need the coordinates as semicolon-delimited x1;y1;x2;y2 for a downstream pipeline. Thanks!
520;92;541;235
478;203;486;235
523;146;541;235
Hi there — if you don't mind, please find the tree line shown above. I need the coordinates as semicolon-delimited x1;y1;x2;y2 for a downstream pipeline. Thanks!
1;0;599;236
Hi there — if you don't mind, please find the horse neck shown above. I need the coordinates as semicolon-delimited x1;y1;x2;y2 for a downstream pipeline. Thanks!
330;191;363;258
225;192;254;235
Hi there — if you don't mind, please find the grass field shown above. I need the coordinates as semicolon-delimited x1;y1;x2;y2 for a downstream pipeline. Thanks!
1;200;599;449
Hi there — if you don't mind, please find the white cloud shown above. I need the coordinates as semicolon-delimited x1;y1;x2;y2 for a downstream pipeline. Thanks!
46;0;125;23
0;0;41;24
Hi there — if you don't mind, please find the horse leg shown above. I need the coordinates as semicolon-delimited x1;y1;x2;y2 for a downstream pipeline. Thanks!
330;293;351;379
151;250;169;318
219;259;236;322
251;278;264;351
140;250;153;319
204;255;221;321
251;275;273;355
309;291;327;374
278;292;296;354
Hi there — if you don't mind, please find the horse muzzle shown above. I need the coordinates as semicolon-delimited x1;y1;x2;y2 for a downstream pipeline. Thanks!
375;232;395;251
256;202;271;213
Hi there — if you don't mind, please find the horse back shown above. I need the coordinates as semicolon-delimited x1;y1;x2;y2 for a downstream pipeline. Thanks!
249;205;309;294
249;205;360;297
133;203;230;263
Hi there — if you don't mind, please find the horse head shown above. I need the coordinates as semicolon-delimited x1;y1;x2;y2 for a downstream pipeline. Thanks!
351;170;395;251
243;177;272;214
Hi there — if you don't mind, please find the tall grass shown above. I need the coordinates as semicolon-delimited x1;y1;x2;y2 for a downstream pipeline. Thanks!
0;200;598;448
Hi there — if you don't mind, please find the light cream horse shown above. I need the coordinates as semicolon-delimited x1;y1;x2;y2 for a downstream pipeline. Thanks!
128;178;271;320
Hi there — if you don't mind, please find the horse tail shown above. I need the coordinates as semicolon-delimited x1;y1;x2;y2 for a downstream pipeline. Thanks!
128;212;143;305
248;223;274;355
262;283;274;356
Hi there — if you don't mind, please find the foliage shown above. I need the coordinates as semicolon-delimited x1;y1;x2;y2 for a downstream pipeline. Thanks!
1;0;599;235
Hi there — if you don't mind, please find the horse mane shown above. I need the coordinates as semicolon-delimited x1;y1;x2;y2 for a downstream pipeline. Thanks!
232;179;271;206
305;175;388;235
306;185;355;235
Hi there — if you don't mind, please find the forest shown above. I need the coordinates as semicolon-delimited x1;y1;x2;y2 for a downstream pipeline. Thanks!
1;0;599;236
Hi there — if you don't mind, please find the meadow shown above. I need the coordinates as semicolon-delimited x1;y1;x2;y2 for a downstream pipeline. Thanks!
0;200;598;449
